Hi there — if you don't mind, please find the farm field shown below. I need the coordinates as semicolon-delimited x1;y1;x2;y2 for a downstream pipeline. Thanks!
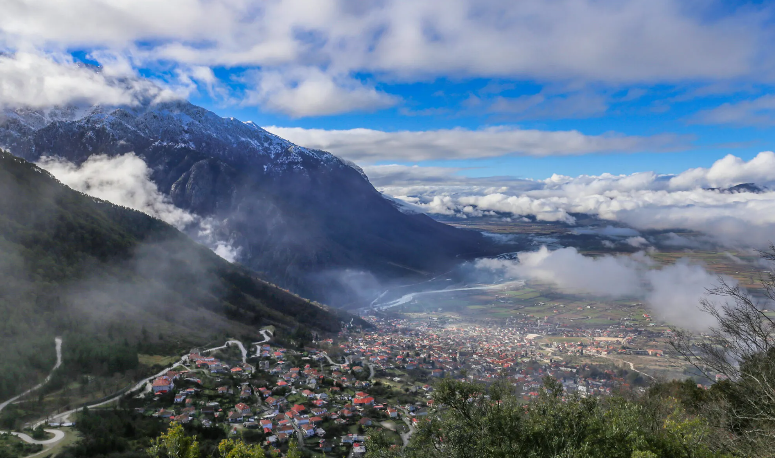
393;280;658;329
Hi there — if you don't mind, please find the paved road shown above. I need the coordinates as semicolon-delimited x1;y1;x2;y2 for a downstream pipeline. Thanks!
2;334;277;451
599;355;655;380
322;353;344;367
291;423;306;447
203;340;248;364
399;415;415;447
5;429;65;445
8;336;263;451
36;357;190;430
252;330;272;357
0;338;62;416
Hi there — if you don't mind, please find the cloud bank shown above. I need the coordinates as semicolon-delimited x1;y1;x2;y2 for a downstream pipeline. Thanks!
37;154;241;262
477;246;721;331
265;126;687;163
0;52;181;109
1;0;773;117
380;152;775;248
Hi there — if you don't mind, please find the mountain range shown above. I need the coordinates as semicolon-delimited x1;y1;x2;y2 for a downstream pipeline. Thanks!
0;101;498;306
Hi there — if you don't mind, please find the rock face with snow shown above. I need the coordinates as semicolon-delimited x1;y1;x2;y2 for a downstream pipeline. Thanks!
0;100;495;306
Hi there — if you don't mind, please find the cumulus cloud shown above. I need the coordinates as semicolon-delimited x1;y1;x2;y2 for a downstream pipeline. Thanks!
477;246;721;330
2;0;763;82
625;236;649;248
37;154;240;262
381;152;775;248
0;52;179;109
1;0;772;117
264;126;687;163
37;154;195;229
243;68;397;117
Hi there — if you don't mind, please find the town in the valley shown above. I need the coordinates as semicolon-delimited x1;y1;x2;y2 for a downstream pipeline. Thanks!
108;296;694;458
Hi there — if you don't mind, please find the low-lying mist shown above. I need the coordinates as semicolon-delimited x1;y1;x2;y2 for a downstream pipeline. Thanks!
475;246;726;331
37;153;242;262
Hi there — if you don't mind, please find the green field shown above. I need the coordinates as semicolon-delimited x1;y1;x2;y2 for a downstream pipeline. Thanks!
396;280;656;329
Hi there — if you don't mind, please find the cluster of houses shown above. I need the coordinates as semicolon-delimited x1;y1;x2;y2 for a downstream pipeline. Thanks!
137;308;672;456
343;316;666;397
139;341;424;456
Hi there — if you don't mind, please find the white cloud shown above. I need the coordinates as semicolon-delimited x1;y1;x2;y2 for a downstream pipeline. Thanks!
379;152;775;248
476;246;721;330
264;126;687;163
37;154;241;262
3;0;761;82
691;95;775;126
1;0;773;116
0;52;178;109
625;236;649;247
37;153;196;229
243;68;397;117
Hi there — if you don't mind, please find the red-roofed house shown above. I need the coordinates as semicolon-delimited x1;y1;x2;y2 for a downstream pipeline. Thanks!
235;403;251;415
152;376;174;394
354;397;375;406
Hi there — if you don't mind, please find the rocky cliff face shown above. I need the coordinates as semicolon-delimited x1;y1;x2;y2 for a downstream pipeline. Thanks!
0;101;497;306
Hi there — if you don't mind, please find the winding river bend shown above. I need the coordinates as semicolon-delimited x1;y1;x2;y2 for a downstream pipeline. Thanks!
369;280;525;311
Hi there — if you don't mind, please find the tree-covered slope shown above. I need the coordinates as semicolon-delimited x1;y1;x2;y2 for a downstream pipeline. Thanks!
0;150;356;400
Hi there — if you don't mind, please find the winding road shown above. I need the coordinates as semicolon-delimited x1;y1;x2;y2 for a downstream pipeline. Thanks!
598;355;655;380
203;340;248;364
252;330;272;357
0;338;65;451
322;353;345;367
1;334;273;451
0;337;62;415
399;415;416;447
8;429;65;445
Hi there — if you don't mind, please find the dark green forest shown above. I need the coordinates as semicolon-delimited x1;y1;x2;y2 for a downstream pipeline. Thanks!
0;150;359;401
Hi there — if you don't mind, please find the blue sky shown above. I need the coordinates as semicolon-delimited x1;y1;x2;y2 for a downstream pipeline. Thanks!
192;78;775;179
3;0;775;181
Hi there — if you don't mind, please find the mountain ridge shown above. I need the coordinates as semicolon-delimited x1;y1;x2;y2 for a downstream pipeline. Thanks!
0;100;499;306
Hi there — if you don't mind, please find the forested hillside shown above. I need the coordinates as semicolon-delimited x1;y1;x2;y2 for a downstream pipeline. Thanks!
0;150;357;401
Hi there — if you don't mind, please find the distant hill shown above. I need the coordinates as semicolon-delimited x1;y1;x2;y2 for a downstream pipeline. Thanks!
0;101;499;306
705;182;767;194
0;150;359;401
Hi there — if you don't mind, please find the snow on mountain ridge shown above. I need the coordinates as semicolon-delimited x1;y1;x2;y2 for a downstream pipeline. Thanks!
1;100;352;172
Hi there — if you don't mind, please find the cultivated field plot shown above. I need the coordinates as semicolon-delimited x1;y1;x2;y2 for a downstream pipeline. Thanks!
394;281;658;329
